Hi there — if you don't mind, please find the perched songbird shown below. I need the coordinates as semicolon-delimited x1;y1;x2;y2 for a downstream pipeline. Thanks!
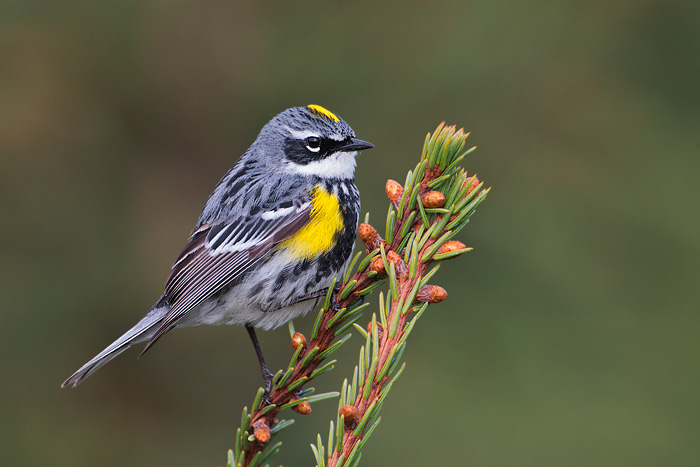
62;105;373;391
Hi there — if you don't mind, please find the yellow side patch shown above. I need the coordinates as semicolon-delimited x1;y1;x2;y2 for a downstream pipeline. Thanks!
279;185;344;259
307;104;340;122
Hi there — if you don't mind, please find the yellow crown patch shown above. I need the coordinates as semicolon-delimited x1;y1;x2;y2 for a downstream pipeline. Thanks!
307;104;339;122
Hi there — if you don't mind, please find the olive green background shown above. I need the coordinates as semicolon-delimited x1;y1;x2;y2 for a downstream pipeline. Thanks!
2;1;698;466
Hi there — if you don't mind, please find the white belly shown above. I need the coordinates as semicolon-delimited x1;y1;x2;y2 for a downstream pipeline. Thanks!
174;250;336;330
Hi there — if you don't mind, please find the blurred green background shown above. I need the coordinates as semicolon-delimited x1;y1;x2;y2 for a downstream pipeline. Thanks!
2;1;699;465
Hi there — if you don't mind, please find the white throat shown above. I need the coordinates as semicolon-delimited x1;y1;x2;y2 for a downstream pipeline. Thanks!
290;151;357;179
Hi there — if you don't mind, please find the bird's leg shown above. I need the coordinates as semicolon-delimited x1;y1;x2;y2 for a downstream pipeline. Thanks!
330;281;343;312
331;279;366;310
245;324;274;402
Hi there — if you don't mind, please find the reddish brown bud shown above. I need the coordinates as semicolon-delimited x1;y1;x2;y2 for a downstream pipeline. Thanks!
386;250;402;265
253;422;271;444
464;176;480;197
416;285;448;303
386;250;408;278
291;332;306;351
421;191;446;208
339;404;357;426
385;179;404;206
358;223;381;249
358;223;375;243
437;240;467;255
366;321;383;334
370;257;386;275
424;165;443;180
292;400;312;414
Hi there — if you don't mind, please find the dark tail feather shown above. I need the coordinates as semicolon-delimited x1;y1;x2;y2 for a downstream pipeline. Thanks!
61;298;169;388
138;322;175;358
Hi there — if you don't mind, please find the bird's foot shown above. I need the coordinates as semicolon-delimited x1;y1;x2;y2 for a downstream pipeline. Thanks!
262;369;274;406
330;282;343;312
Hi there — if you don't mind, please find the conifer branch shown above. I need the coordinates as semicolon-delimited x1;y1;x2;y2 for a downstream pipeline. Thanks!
228;123;489;467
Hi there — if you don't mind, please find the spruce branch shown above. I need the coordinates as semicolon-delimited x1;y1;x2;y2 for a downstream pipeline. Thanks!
228;123;489;467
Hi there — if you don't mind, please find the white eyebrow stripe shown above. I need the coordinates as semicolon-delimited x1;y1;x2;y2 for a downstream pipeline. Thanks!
287;127;320;140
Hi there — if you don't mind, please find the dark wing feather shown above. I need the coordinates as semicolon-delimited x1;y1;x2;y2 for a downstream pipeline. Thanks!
141;203;312;354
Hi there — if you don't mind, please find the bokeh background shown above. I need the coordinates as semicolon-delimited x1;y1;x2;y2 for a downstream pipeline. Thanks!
2;1;699;465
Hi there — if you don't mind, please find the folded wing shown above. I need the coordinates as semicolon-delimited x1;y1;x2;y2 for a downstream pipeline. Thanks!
141;199;312;353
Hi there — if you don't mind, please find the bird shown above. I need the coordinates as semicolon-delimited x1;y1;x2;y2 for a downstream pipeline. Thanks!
62;105;374;392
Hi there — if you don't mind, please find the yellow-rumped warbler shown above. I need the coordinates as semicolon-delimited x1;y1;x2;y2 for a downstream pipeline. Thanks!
62;105;373;390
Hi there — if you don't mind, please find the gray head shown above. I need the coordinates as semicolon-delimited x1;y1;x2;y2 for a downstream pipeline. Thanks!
248;105;374;180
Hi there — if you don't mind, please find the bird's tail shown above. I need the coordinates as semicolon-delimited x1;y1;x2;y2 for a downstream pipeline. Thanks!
61;297;169;388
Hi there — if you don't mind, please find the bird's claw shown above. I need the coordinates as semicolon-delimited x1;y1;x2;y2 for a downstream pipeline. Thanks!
261;369;274;406
262;391;274;407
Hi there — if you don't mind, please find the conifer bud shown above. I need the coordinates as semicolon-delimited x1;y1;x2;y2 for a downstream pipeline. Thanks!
421;191;446;208
386;250;408;278
366;321;383;335
253;422;271;444
464;176;480;197
358;223;380;249
386;250;402;265
292;400;312;414
385;179;404;207
416;285;448;303
340;404;357;426
291;332;306;351
370;257;386;275
436;240;467;255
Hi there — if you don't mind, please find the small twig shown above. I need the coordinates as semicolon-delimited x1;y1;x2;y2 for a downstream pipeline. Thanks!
325;144;485;466
230;123;490;467
238;236;385;465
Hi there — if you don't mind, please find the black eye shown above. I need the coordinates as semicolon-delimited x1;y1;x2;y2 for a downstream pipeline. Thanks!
305;137;321;152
